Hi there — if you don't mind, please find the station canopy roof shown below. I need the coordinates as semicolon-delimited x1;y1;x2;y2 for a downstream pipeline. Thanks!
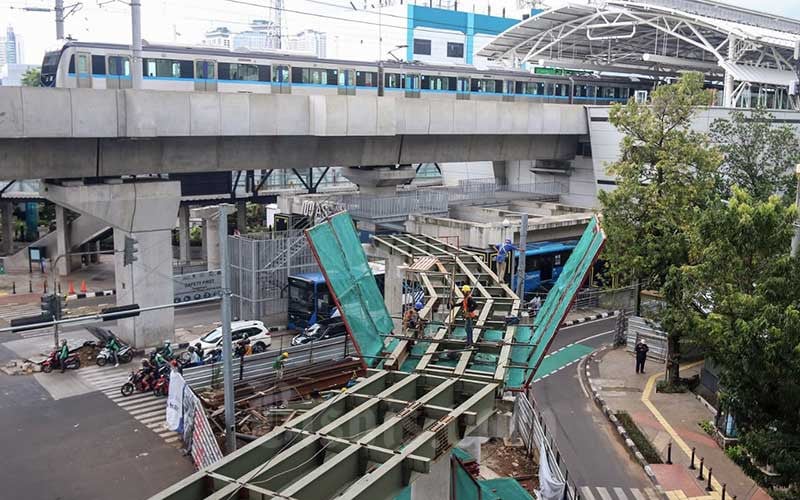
478;0;800;86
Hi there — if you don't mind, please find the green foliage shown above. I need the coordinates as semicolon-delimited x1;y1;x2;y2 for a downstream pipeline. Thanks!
698;420;715;436
656;379;689;393
599;72;722;382
683;189;800;490
21;67;42;87
710;106;800;201
615;411;663;464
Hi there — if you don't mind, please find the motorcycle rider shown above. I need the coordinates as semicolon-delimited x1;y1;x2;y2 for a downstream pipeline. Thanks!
187;345;203;367
160;340;174;360
58;339;70;373
106;335;121;367
236;333;252;357
140;358;157;387
194;342;204;361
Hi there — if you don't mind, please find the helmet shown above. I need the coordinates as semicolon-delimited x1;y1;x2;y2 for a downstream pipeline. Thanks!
281;352;289;358
242;333;249;340
505;238;512;244
164;340;171;346
461;285;471;293
61;339;67;345
414;301;424;311
194;342;201;349
187;346;195;353
142;359;150;367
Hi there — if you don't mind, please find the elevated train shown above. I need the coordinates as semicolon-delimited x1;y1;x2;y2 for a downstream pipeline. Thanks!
42;41;654;104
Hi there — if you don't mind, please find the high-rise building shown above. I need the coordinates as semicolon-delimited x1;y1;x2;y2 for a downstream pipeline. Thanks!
204;26;231;48
204;20;282;52
0;26;22;66
287;30;327;58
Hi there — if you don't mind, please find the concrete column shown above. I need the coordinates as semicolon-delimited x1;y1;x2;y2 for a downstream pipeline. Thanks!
42;181;181;348
384;253;405;332
200;221;207;264
236;200;247;234
1;201;13;255
55;205;71;277
178;204;191;263
342;165;416;196
192;205;235;271
492;161;508;186
723;35;737;108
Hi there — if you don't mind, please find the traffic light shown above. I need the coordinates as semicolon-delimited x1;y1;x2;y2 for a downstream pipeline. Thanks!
123;235;138;266
40;293;61;320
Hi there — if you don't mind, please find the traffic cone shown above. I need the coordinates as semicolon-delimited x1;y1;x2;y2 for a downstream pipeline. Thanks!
80;280;87;293
68;281;75;295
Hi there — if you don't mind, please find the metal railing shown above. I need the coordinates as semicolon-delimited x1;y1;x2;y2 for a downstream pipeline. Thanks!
626;316;668;363
182;336;353;391
436;178;564;204
334;190;449;222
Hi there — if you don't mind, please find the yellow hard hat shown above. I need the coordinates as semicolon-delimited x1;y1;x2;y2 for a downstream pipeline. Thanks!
461;285;471;293
282;352;289;358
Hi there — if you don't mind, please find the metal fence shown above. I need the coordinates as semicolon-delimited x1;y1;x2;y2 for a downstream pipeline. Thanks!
513;393;578;500
437;178;563;204
182;336;353;391
334;190;449;222
228;230;318;322
626;316;668;363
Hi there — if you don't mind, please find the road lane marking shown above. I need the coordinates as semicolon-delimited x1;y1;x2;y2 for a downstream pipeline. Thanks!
596;487;614;500
581;487;597;500
614;487;630;499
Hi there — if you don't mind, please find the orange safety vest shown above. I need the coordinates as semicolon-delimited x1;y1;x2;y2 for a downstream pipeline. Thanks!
462;294;477;318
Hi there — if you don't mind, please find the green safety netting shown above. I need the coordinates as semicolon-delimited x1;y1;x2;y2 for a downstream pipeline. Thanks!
305;212;393;367
507;216;606;389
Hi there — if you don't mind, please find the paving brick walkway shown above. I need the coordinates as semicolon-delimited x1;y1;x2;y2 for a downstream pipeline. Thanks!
590;348;771;500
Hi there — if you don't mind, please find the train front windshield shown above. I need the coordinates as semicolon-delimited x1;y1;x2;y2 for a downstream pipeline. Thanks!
41;51;60;87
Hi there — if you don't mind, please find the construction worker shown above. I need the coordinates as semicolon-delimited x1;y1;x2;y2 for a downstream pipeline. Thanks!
455;285;478;347
403;301;425;343
495;238;517;283
273;352;289;381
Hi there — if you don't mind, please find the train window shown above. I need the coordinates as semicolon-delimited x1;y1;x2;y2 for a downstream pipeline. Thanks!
144;59;186;79
553;83;568;97
258;65;271;82
421;75;455;91
413;38;431;56
272;65;289;83
471;79;498;93
291;67;335;85
180;61;194;78
92;55;106;75
219;63;259;81
447;42;464;58
76;54;89;74
356;71;377;87
385;73;402;88
457;77;469;92
68;55;75;73
518;82;544;95
108;56;130;76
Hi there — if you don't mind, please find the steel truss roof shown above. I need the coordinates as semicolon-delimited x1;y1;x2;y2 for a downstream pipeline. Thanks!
371;233;522;385
152;370;497;500
478;0;800;87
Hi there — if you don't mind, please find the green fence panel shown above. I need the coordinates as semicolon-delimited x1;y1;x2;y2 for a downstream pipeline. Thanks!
306;212;393;367
508;216;606;388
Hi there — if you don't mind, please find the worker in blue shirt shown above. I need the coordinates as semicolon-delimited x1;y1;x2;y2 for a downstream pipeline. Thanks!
495;238;517;283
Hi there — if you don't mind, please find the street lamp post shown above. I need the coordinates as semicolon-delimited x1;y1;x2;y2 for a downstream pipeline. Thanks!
502;218;511;283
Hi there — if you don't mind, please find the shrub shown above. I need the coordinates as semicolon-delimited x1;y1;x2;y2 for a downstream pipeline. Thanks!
615;411;663;464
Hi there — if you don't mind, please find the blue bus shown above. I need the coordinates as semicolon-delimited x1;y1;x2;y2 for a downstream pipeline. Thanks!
506;240;578;297
287;262;385;330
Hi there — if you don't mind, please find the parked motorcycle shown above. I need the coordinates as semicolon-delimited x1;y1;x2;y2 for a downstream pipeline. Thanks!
96;344;134;367
152;370;170;397
41;350;81;373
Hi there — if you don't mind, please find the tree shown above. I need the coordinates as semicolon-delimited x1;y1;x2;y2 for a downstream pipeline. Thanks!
598;72;722;383
685;189;800;493
710;105;800;201
20;67;42;87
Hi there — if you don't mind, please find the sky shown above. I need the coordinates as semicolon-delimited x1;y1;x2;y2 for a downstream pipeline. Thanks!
2;0;800;65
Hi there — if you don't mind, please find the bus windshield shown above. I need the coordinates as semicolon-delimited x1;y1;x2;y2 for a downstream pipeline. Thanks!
288;277;315;312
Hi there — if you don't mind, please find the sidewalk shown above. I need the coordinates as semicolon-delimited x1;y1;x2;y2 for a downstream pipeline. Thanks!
589;348;770;500
0;256;116;297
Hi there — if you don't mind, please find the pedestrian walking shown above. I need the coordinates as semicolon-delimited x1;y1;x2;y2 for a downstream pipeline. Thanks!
635;339;649;373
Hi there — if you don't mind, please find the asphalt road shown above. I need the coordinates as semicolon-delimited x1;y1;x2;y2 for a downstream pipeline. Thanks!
0;344;193;500
533;317;652;490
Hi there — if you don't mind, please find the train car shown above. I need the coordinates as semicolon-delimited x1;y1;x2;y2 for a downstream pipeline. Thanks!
40;41;653;105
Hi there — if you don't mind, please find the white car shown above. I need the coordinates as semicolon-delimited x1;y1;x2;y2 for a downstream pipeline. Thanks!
193;320;272;354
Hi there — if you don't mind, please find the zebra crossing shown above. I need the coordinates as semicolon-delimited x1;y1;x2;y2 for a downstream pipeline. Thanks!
578;486;661;500
77;364;182;446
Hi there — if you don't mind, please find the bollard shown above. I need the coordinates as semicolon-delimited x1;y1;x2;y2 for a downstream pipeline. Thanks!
667;441;673;464
28;280;32;293
697;457;705;480
722;483;726;500
689;447;696;469
57;282;61;295
43;280;47;293
11;281;15;294
706;468;713;491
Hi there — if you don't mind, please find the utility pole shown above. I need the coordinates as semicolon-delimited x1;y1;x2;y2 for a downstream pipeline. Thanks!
55;0;65;40
792;164;800;258
218;204;236;453
515;214;529;300
131;0;143;89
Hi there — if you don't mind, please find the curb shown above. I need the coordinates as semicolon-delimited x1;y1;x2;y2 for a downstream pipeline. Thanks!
584;347;667;498
65;289;116;302
562;310;615;327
